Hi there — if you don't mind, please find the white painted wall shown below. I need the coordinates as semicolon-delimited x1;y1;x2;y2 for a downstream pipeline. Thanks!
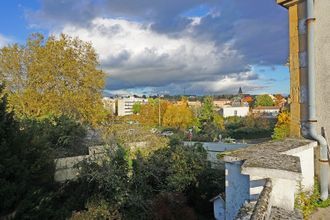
221;106;249;118
117;97;148;116
287;147;315;190
271;178;296;211
225;161;250;220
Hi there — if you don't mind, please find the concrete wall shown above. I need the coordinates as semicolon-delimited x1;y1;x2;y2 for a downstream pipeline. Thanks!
54;155;88;182
288;147;315;190
278;0;330;189
54;146;108;182
271;178;297;211
225;161;250;220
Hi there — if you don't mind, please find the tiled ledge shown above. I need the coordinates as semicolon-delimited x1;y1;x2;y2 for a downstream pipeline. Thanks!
223;139;317;180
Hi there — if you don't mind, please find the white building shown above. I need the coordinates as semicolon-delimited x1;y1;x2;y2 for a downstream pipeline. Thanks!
217;139;316;219
102;97;116;114
117;97;148;116
220;106;249;118
252;106;280;118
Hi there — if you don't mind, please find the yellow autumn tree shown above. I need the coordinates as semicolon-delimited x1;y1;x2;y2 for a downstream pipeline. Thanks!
272;111;290;140
163;99;194;130
0;33;106;125
137;98;170;126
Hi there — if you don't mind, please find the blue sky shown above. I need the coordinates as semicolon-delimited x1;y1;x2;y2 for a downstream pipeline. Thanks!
0;0;290;95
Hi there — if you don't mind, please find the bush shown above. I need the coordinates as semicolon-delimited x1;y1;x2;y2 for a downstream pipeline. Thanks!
295;179;330;219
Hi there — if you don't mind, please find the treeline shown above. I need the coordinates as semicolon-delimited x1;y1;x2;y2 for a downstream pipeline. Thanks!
0;92;223;219
0;34;224;219
130;96;280;141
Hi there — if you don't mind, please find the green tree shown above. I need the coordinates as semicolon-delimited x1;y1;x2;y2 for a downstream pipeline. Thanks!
255;95;274;107
195;97;224;141
132;102;142;114
0;88;55;216
0;33;106;125
199;96;214;121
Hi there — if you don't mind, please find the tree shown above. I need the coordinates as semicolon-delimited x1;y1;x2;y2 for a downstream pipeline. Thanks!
132;102;142;114
272;111;290;140
137;98;170;126
194;97;224;141
199;96;214;121
255;95;274;107
163;99;195;130
0;33;106;125
0;88;55;215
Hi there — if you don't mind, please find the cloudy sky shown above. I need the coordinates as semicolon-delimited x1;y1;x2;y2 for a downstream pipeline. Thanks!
0;0;290;95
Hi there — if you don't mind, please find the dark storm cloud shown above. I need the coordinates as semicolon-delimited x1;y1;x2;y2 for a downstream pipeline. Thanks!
26;0;288;94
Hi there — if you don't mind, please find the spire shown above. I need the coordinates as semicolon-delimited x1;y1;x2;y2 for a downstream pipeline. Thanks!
238;87;243;95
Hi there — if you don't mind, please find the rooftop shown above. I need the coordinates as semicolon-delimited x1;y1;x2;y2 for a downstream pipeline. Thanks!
223;139;317;178
253;106;280;110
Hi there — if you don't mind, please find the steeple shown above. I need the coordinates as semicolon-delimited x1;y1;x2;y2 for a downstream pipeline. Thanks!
238;87;243;95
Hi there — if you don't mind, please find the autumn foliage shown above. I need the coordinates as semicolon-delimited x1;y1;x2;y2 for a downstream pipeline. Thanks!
0;33;106;125
272;111;290;140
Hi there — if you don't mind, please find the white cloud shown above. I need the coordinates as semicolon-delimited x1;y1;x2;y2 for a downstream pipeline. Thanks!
59;17;249;92
0;34;12;48
26;0;288;94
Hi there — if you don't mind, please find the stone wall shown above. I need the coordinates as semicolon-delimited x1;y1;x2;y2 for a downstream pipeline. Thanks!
54;145;108;182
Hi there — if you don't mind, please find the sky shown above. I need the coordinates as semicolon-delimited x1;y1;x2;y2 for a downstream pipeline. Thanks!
0;0;290;96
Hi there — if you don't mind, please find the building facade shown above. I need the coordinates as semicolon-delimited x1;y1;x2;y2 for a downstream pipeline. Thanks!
277;0;330;194
277;0;330;138
117;97;148;116
252;106;280;118
220;106;249;118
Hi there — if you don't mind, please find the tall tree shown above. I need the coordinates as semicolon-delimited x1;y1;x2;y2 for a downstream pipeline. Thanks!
254;95;274;107
163;99;194;130
199;96;214;121
137;98;169;126
0;33;105;125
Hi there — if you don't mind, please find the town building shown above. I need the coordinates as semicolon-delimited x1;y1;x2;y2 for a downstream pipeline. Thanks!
213;99;231;111
252;106;281;118
187;100;202;108
117;96;148;116
220;106;249;118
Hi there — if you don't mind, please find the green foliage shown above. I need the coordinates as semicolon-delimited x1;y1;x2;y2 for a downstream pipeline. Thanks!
223;116;275;139
255;95;274;107
21;115;88;157
71;142;222;219
78;146;130;208
71;197;121;220
199;96;214;121
193;96;225;141
132;102;141;114
0;90;56;216
295;179;330;219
